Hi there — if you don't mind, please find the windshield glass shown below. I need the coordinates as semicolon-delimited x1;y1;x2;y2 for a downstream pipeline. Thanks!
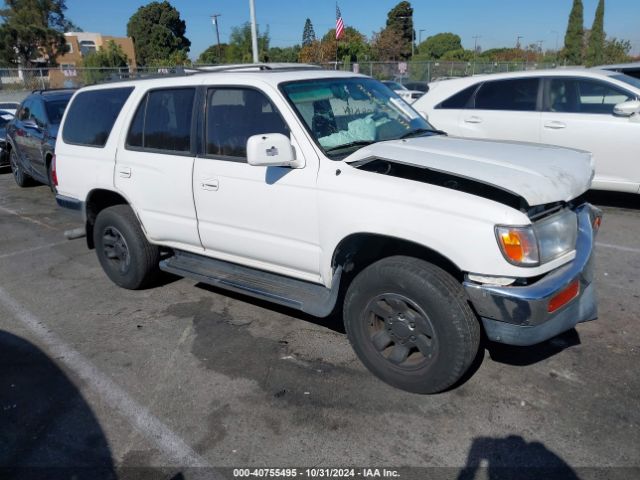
45;98;71;125
612;74;640;91
383;81;405;91
281;77;435;157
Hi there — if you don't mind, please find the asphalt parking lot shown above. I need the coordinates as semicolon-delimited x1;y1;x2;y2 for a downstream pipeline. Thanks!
0;169;639;479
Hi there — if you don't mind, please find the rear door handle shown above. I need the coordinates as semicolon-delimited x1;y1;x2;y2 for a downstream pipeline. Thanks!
544;121;567;130
464;116;483;124
118;166;132;178
201;178;219;191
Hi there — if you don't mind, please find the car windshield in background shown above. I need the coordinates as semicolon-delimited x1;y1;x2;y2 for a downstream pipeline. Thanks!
281;78;434;157
612;74;640;90
383;81;405;91
45;98;71;125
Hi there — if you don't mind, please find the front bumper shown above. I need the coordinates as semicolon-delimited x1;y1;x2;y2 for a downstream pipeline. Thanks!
464;204;599;346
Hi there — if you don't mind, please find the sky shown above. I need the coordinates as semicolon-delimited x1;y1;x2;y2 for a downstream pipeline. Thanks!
65;0;640;60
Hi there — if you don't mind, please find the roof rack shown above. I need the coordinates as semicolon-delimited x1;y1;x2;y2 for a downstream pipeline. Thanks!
186;63;322;74
31;88;77;95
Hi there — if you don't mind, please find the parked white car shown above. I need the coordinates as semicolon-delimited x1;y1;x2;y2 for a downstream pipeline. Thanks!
413;69;640;194
382;81;424;103
54;66;600;393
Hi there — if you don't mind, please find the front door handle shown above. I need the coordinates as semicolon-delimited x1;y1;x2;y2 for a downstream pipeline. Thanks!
201;178;219;191
464;116;483;124
118;166;132;178
544;121;567;130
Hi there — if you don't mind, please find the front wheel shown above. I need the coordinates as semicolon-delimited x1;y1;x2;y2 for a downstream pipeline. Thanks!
343;256;480;394
93;205;161;290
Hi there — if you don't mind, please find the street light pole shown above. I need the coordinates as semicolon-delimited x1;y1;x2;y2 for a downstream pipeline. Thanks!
249;0;259;63
418;29;425;48
211;14;222;62
472;35;481;74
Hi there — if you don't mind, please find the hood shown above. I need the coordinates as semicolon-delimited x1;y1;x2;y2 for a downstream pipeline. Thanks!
345;136;594;207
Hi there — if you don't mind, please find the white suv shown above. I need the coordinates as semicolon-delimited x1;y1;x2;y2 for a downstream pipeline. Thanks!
54;66;601;393
413;69;640;194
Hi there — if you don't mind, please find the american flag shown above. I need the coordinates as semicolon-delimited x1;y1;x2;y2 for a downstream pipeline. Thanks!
335;3;345;40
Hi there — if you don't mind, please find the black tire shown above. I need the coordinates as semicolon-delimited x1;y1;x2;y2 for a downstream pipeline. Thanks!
343;256;480;394
9;148;31;187
93;205;161;290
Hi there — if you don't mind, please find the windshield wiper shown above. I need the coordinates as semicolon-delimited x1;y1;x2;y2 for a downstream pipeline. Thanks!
324;140;376;153
400;128;447;139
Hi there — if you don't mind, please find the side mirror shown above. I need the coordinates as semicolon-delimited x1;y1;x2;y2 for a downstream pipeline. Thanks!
247;133;303;168
613;100;640;117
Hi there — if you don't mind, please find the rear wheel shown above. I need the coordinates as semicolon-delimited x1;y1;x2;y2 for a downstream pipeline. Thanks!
93;205;160;290
343;256;480;394
9;149;30;187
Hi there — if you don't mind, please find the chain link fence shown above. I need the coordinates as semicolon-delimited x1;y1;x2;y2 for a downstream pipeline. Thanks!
321;61;563;83
1;61;565;99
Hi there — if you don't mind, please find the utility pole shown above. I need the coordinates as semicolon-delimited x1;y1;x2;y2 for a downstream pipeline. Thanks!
516;35;523;49
537;40;544;58
419;29;426;47
472;35;481;74
249;0;259;63
210;14;222;62
551;30;559;52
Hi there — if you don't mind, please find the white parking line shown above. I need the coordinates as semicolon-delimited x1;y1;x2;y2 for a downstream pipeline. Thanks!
0;240;68;259
0;204;57;230
0;286;215;471
596;242;640;254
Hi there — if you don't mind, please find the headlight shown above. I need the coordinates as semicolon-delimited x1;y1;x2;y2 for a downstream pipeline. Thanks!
496;209;577;267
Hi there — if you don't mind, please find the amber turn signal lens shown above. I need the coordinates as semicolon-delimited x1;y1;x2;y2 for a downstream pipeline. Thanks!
548;280;580;313
593;216;602;231
500;231;525;262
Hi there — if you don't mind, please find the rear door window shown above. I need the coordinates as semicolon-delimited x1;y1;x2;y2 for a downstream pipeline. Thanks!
437;84;478;109
474;78;540;111
63;87;134;147
126;88;196;153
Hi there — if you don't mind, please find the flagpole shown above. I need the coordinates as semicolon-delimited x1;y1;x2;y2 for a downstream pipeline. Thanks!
335;2;338;70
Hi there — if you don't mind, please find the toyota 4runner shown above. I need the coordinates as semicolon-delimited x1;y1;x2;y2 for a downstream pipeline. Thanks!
53;65;601;393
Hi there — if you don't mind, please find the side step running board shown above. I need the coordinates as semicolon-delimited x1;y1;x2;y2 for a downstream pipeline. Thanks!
160;251;342;318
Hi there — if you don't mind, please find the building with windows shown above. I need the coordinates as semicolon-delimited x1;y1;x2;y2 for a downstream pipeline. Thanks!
49;32;137;88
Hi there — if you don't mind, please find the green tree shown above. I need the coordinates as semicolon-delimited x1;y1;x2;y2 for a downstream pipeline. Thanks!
197;44;229;64
602;36;632;64
322;26;369;62
126;1;190;66
585;0;605;66
562;0;584;65
0;0;69;67
82;40;129;84
384;1;413;59
267;45;301;63
302;18;316;47
417;33;463;60
225;22;270;63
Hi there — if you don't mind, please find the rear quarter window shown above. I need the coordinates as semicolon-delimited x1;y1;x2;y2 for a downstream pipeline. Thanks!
63;87;134;147
436;84;478;109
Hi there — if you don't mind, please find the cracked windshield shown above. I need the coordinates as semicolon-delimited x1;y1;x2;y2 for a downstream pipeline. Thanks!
282;78;434;155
